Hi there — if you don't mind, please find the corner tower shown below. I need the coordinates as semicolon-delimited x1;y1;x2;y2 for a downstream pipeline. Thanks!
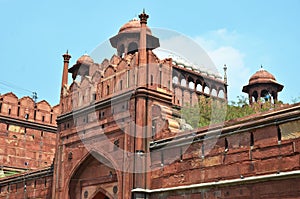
242;67;284;104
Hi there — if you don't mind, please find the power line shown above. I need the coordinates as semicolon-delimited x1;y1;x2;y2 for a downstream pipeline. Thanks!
0;81;38;101
0;81;32;94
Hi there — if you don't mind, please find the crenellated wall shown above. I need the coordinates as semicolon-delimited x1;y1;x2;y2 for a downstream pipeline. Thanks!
0;92;59;172
0;92;59;125
0;168;53;199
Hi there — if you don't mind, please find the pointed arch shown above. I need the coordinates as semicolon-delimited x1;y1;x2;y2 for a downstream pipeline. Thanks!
90;187;114;199
180;78;187;87
211;88;218;97
218;89;225;98
203;85;210;94
66;150;122;199
128;42;138;54
172;76;179;84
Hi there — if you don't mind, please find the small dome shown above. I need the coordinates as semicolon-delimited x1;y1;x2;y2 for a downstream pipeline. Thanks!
249;68;276;84
119;19;152;34
76;54;94;65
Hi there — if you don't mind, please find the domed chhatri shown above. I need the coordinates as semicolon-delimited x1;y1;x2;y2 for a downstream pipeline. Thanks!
110;15;160;56
243;67;283;104
76;54;94;66
68;54;94;80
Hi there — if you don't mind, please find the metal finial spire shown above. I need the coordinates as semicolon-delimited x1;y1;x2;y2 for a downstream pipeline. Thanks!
259;64;264;71
139;9;149;24
66;49;68;55
223;64;228;84
32;92;38;104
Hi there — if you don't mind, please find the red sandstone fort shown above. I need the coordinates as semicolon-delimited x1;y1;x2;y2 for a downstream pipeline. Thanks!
0;11;300;199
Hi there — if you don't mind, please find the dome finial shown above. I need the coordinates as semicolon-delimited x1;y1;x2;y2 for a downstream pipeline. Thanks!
259;64;264;71
223;64;228;84
139;9;149;24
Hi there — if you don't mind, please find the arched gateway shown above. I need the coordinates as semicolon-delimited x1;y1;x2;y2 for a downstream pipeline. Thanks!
68;152;117;199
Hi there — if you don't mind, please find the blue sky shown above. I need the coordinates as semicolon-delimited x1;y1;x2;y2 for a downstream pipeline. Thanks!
0;0;299;105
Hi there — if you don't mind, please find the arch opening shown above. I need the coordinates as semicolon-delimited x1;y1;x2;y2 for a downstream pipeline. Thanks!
128;42;138;54
69;152;118;199
172;76;179;84
118;44;125;57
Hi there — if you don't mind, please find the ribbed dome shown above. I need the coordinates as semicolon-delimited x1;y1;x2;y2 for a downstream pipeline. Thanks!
119;19;152;34
249;68;276;84
76;54;94;66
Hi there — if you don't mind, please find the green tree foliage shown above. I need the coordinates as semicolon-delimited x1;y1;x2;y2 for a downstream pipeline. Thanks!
291;96;300;104
181;95;281;128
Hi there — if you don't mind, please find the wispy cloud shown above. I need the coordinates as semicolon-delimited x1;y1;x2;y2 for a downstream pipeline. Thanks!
194;29;251;101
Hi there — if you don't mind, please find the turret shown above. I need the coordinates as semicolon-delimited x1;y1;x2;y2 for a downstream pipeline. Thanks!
61;51;71;99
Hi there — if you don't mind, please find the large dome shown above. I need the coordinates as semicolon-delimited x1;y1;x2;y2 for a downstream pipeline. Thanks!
248;68;276;84
118;19;152;35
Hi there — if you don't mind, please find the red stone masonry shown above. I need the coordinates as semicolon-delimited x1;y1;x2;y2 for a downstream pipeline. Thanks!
147;104;300;198
0;92;59;171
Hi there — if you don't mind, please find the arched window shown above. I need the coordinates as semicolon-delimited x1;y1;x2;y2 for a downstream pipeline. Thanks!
172;76;178;84
196;84;202;92
181;79;187;87
118;44;125;57
211;88;217;96
252;91;258;102
188;81;195;89
204;86;210;94
261;89;271;102
218;89;225;98
128;42;138;54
